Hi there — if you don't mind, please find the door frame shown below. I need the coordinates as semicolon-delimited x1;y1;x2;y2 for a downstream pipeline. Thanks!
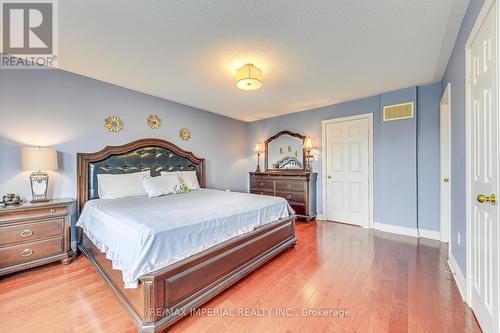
321;113;374;228
440;83;452;243
465;0;499;307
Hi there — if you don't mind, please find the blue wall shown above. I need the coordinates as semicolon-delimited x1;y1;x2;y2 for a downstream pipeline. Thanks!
247;83;441;231
379;87;418;229
441;0;485;273
0;69;249;200
417;83;442;231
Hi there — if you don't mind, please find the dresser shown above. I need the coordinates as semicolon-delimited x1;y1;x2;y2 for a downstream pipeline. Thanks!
249;171;317;221
0;199;75;276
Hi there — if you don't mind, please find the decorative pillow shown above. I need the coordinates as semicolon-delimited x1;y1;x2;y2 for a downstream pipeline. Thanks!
178;171;200;190
97;171;150;199
142;173;186;198
161;171;200;190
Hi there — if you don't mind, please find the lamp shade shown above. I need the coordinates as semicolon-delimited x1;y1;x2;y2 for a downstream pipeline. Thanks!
303;137;314;150
236;64;263;91
254;143;263;153
21;147;58;171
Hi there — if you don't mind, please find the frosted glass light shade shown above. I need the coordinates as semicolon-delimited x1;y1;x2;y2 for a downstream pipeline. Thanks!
254;143;263;153
21;147;58;171
303;137;314;150
236;64;262;91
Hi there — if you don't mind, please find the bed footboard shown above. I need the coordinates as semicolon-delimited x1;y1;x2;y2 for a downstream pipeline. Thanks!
79;215;296;332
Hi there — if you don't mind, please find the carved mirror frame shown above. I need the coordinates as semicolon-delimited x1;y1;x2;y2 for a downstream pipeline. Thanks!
265;130;306;171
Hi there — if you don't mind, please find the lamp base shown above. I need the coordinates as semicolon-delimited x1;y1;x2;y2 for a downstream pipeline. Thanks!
29;172;49;203
30;199;50;203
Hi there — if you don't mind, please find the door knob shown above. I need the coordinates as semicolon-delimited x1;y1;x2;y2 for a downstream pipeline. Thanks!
477;194;497;205
443;178;449;183
327;176;332;179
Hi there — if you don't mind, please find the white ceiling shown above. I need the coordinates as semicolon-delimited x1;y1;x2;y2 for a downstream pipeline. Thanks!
57;0;469;122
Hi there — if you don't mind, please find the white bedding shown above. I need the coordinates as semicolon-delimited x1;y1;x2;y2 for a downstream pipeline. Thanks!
76;189;292;288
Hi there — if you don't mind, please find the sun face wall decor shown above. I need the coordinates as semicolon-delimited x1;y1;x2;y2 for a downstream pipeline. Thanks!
179;128;191;141
147;115;161;129
105;116;123;133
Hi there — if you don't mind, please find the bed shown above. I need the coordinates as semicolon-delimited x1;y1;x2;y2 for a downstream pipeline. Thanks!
76;138;297;332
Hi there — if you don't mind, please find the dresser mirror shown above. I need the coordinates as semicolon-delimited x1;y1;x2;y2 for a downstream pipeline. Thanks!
265;131;306;171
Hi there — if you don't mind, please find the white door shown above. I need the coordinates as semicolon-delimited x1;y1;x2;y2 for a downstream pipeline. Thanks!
325;116;371;226
467;2;499;332
440;84;451;243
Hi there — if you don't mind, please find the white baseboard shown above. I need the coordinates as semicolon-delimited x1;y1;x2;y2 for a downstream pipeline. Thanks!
448;253;467;301
316;213;324;220
372;222;441;241
418;228;441;241
373;221;419;237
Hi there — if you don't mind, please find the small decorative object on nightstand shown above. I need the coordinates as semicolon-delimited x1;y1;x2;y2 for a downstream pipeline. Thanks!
254;143;263;172
0;199;75;276
21;147;58;202
303;137;314;172
2;193;22;206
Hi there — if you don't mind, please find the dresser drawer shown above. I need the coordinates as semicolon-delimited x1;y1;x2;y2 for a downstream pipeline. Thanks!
250;179;274;191
276;191;306;204
0;237;63;268
0;205;68;223
250;190;275;196
276;180;306;193
0;218;63;246
290;204;306;216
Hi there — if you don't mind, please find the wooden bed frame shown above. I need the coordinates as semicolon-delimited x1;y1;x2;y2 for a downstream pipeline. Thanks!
76;138;297;332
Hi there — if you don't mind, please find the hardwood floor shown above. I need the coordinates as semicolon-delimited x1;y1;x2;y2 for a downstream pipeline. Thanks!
0;221;481;333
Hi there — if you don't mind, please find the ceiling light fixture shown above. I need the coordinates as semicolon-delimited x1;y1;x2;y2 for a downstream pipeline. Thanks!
236;63;262;91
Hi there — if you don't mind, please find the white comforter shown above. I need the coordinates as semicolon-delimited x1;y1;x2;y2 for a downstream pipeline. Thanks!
76;189;292;288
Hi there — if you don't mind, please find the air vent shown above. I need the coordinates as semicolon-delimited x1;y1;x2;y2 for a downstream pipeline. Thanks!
383;102;414;121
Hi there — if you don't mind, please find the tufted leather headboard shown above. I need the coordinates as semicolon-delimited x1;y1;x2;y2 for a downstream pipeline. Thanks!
77;138;205;212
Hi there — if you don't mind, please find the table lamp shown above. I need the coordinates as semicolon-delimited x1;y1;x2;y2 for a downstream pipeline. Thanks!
254;143;264;172
303;137;314;172
21;147;58;202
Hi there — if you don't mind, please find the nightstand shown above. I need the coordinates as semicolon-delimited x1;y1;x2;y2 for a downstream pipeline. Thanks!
0;199;75;276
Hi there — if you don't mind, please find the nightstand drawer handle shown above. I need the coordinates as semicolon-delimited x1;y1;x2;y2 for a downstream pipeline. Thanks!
287;184;291;189
20;229;33;237
21;249;33;257
259;182;264;187
49;208;56;214
286;195;292;200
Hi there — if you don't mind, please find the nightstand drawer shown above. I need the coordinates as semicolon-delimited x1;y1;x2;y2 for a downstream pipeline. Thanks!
0;237;63;268
0;218;63;246
0;205;68;223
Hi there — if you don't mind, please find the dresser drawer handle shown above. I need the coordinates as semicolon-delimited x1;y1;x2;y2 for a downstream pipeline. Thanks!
286;195;292;200
287;184;291;189
21;249;33;257
259;182;264;187
20;229;33;237
49;208;56;214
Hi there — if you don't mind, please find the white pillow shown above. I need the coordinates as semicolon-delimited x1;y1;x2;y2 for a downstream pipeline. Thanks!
142;173;185;198
161;171;200;190
97;171;149;199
